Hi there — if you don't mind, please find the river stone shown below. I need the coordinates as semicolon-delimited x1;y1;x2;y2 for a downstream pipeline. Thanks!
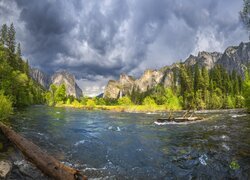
0;160;12;178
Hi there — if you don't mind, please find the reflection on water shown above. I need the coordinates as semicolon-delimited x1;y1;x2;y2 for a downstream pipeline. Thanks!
8;105;250;179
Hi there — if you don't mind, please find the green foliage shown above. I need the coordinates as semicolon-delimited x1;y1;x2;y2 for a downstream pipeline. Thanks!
71;99;82;108
243;69;250;111
149;85;166;105
143;96;157;108
86;99;96;108
80;96;88;105
55;84;66;103
235;95;245;108
164;88;182;110
118;63;245;110
229;160;240;170
118;96;133;106
209;88;223;109
0;91;13;120
0;24;7;45
45;84;68;106
94;97;106;105
0;23;45;108
225;96;235;109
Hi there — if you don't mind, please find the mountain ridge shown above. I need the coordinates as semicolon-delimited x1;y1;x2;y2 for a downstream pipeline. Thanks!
30;69;83;98
104;41;250;99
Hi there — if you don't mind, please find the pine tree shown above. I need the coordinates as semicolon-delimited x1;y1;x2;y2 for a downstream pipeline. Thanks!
0;24;8;46
17;43;21;58
7;23;16;54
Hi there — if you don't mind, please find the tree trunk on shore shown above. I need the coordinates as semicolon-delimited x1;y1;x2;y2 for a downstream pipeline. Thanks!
0;122;87;180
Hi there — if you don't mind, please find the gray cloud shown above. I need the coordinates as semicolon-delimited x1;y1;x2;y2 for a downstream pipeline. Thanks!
0;0;248;95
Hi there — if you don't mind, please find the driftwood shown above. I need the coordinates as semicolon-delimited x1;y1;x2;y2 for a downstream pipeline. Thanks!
0;122;87;180
157;116;203;123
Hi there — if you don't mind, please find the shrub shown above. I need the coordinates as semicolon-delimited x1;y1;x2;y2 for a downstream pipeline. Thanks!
72;99;82;108
86;99;96;108
0;91;13;120
143;96;157;108
118;96;133;106
164;88;182;110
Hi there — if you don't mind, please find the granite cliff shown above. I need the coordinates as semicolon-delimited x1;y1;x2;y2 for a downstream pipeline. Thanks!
30;69;83;98
104;42;250;99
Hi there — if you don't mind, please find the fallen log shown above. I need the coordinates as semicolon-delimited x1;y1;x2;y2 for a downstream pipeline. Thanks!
157;116;203;123
0;122;87;180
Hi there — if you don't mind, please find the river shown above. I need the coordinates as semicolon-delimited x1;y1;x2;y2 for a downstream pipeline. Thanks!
4;106;250;179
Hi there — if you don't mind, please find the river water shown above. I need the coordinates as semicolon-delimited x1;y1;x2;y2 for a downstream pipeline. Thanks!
6;106;250;179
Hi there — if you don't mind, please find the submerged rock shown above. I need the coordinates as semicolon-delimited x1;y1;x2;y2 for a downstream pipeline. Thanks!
0;160;12;178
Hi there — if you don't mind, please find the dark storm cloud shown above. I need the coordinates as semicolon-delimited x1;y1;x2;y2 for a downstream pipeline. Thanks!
0;0;248;95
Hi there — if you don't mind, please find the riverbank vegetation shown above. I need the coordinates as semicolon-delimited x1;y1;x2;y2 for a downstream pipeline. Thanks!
0;23;45;118
243;68;250;112
48;64;250;113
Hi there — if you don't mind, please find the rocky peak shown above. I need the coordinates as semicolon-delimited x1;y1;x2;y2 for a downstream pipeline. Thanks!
119;73;135;85
185;51;222;69
30;69;83;98
135;69;164;92
103;80;121;99
216;42;250;76
30;68;51;89
51;71;83;98
104;41;250;99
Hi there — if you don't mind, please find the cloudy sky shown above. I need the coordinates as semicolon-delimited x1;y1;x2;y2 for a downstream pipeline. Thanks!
0;0;248;96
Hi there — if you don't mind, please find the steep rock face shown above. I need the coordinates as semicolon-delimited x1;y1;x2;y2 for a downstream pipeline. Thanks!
30;68;51;89
217;42;250;76
30;69;83;98
103;80;121;99
185;51;222;69
135;70;164;92
103;69;165;98
51;71;83;98
119;74;135;95
103;42;250;99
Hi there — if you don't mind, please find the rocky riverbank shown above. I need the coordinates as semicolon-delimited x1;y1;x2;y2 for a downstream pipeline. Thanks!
0;132;49;179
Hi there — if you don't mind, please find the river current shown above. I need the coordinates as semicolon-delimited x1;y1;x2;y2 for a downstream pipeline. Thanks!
6;106;250;179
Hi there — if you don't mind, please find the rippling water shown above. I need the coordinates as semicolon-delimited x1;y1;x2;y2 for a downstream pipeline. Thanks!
8;106;250;179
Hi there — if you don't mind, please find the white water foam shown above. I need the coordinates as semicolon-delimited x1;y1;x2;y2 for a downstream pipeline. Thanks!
222;143;230;151
199;154;208;166
146;112;158;115
74;140;85;146
220;135;230;141
231;114;247;118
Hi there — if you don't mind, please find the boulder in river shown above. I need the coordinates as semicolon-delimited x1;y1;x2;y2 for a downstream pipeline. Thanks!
0;160;12;178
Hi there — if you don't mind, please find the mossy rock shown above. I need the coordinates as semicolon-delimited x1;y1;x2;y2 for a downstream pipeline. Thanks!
229;160;240;170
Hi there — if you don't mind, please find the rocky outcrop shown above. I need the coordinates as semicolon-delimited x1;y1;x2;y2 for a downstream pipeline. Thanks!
30;69;83;98
135;70;164;92
51;71;83;98
30;68;51;89
185;51;222;69
103;69;167;99
217;42;250;76
103;42;250;99
103;80;121;99
0;160;12;178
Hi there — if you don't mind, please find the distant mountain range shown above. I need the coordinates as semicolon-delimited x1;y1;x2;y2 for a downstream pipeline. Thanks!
30;69;83;98
104;42;250;99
